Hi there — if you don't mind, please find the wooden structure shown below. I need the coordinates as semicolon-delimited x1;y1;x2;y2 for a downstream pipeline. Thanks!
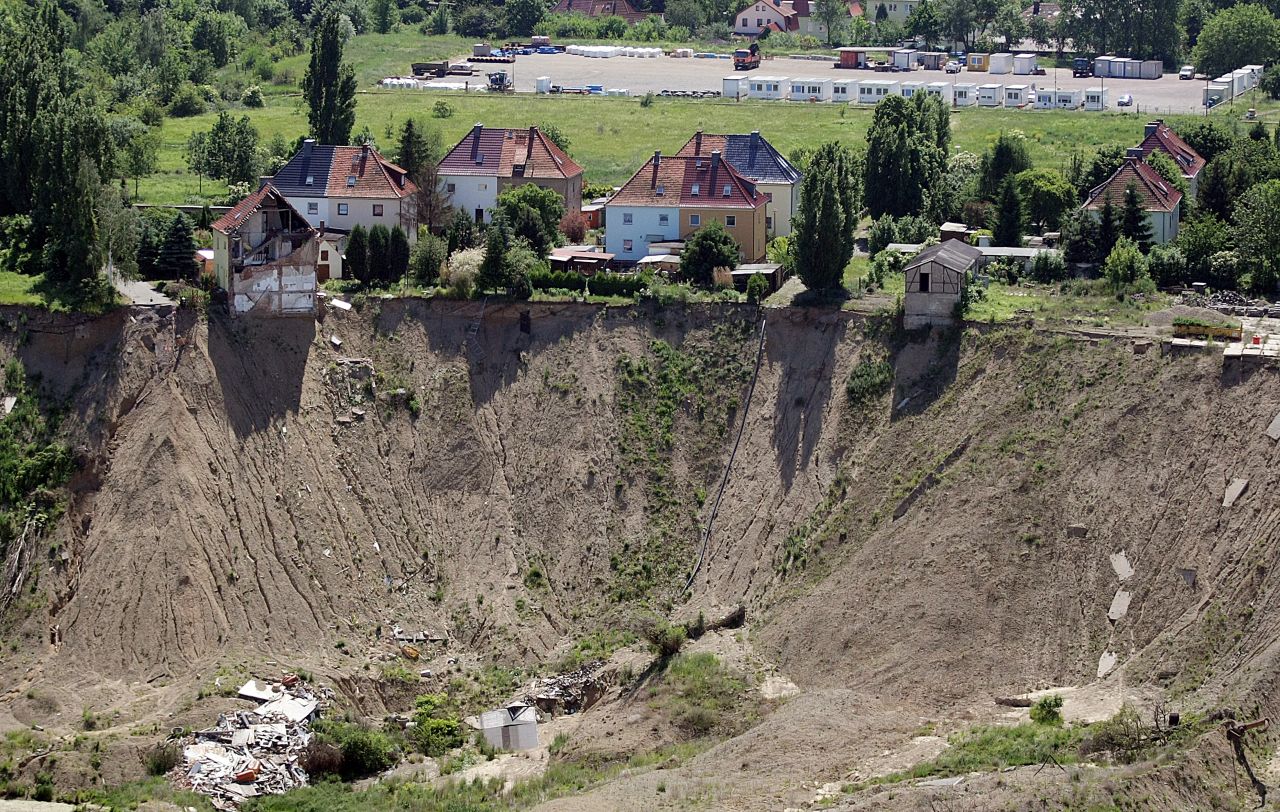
904;241;981;329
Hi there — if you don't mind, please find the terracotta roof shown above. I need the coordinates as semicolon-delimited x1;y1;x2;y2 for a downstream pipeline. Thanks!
212;185;313;235
438;125;584;180
676;131;802;185
269;141;415;199
608;152;765;209
1084;157;1182;214
1137;120;1206;180
548;0;650;23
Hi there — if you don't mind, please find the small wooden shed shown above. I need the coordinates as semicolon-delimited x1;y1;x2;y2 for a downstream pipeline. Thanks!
904;241;981;329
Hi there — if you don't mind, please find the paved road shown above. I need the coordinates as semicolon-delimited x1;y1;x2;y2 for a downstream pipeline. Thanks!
114;278;176;307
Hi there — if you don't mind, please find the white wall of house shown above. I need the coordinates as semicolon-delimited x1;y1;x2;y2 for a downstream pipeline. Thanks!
734;1;788;34
213;231;231;290
1088;205;1180;245
281;195;415;238
868;0;918;24
440;175;498;224
758;181;796;238
604;205;679;261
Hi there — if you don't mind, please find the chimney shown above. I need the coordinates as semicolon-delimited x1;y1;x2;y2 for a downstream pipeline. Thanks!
1144;120;1161;139
302;138;315;157
651;150;661;188
710;149;721;192
694;130;703;156
1032;0;1039;14
528;126;537;162
470;123;483;162
1125;147;1145;160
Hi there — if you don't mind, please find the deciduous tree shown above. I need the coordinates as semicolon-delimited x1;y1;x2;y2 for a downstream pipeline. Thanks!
681;221;739;287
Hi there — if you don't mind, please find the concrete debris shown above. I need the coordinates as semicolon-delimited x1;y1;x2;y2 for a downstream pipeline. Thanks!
1223;478;1249;508
329;298;353;311
1109;551;1134;582
918;775;965;787
1;396;15;417
1267;411;1280;441
523;661;607;716
392;625;447;645
1178;568;1198;589
1066;524;1088;539
329;335;343;348
1107;590;1132;623
1097;651;1118;678
175;675;331;809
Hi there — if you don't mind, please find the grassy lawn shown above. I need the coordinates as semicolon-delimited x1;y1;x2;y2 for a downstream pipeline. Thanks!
0;271;42;307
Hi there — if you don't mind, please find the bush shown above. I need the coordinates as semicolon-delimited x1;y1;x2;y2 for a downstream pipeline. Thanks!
1147;244;1186;287
1027;250;1067;283
846;357;893;405
241;85;265;107
326;725;398;779
167;82;205;117
1030;694;1064;726
432;100;453;119
410;717;463;757
300;741;344;778
645;619;687;658
746;273;769;303
144;744;180;776
559;211;586;243
409;230;448;285
659;653;746;736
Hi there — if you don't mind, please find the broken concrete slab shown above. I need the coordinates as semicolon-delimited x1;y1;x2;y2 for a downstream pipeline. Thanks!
1223;478;1249;508
329;335;343;349
1267;411;1280;441
1066;524;1088;539
1;396;15;417
329;299;352;311
918;775;965;787
237;680;282;703
1109;551;1134;582
1097;651;1118;678
1107;590;1132;622
1178;568;1198;589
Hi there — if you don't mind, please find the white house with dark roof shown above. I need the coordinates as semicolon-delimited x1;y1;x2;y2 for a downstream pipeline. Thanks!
437;125;584;225
676;131;802;237
267;140;418;240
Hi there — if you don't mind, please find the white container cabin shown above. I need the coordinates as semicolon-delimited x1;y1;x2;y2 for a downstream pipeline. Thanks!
1084;86;1108;110
831;78;856;101
1231;68;1252;96
1033;87;1055;109
789;77;833;101
1093;56;1117;78
535;76;552;94
988;52;1013;75
858;79;899;103
1012;53;1038;75
952;82;977;106
1139;60;1163;80
925;81;953;104
1120;58;1141;79
1243;65;1264;88
722;75;743;99
1056;88;1082;109
1004;84;1030;107
900;80;924;98
893;48;918;70
1203;82;1228;106
746;76;788;100
977;83;1004;106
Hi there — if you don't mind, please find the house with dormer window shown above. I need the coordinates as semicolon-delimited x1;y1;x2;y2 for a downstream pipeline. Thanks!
437;125;585;225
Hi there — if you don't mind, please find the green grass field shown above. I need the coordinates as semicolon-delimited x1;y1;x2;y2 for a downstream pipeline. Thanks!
0;271;42;307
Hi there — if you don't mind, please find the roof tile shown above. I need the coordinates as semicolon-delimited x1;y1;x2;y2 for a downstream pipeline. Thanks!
1084;157;1182;214
438;126;584;180
608;152;765;209
1137;121;1206;180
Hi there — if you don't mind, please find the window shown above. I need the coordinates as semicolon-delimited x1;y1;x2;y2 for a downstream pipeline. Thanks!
723;185;732;197
756;17;762;25
623;212;633;224
726;215;737;227
305;175;314;186
475;208;484;223
691;183;700;196
659;213;669;225
338;203;349;215
656;185;665;196
766;215;773;229
690;214;701;226
446;183;456;193
479;183;488;190
307;202;318;215
919;271;930;292
623;239;633;251
373;204;384;216
321;250;329;261
346;175;356;187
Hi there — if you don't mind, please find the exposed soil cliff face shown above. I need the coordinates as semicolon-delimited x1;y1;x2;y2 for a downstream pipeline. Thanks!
1;300;1278;809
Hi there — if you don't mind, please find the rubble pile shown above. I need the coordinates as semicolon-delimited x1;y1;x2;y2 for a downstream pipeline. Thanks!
1180;290;1280;316
175;676;332;809
524;661;606;715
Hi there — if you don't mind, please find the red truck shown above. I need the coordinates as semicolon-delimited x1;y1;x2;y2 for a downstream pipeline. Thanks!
733;43;760;70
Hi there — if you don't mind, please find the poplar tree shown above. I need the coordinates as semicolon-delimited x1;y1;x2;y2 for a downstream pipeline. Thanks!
302;12;357;145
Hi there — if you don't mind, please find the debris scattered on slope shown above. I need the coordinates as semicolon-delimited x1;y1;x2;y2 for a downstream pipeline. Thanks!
1223;477;1249;508
523;662;606;716
175;675;331;809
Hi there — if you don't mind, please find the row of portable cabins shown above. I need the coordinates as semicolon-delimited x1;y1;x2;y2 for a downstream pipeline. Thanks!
1092;56;1165;80
1203;64;1263;106
726;76;1110;109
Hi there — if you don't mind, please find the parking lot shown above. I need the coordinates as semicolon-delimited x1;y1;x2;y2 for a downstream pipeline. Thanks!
421;52;1232;114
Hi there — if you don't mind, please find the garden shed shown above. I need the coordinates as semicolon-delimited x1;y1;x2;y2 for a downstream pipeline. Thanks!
904;241;981;329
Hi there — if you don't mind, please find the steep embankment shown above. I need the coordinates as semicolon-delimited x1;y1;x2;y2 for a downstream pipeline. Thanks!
1;300;1278;809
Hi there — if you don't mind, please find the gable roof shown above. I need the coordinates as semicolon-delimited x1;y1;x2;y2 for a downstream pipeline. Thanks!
548;0;650;23
906;240;981;274
437;125;585;180
607;151;765;209
676;131;802;186
1137;120;1206;180
212;185;313;235
269;141;415;200
1084;156;1182;214
737;0;857;23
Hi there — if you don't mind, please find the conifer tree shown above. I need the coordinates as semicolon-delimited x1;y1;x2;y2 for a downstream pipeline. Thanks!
346;224;369;285
992;176;1024;248
1120;181;1153;250
302;12;357;145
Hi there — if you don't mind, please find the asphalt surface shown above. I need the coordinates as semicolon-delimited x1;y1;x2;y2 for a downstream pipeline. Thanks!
114;277;176;307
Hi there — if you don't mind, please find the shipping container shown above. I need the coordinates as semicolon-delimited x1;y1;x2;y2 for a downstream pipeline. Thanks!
988;52;1013;75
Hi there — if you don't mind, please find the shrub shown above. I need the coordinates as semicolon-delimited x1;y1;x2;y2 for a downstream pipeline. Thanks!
1029;694;1064;726
167;82;205;117
432;100;453;119
1027;250;1067;283
144;744;179;776
335;727;398;779
1147;244;1186;287
300;741;344;777
645;619;687;658
640;91;655;108
410;717;463;757
559;210;586;243
746;273;769;303
846;357;893;406
241;85;265;107
658;653;746;736
409;230;447;285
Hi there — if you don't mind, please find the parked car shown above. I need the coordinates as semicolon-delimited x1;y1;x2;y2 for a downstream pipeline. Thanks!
1117;94;1134;107
1179;65;1195;80
945;60;962;74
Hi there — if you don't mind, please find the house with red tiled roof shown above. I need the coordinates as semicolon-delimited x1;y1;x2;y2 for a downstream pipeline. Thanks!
676;130;802;237
604;149;767;263
548;0;652;24
1137;120;1206;197
437;125;585;225
212;185;339;316
267;139;418;241
1083;150;1182;244
734;0;860;37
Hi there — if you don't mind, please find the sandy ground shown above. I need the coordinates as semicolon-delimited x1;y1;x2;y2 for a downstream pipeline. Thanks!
414;53;1214;112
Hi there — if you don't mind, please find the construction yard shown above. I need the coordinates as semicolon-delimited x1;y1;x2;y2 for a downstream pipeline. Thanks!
411;51;1226;113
